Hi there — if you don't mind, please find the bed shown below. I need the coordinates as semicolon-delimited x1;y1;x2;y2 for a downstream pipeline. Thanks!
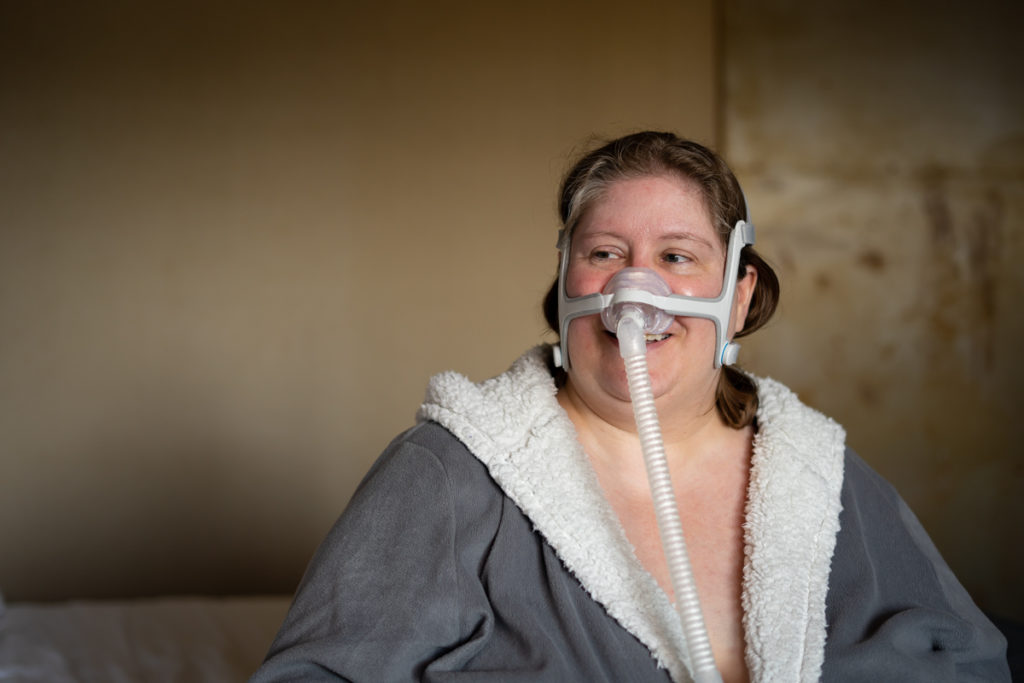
5;593;1018;681
0;593;291;682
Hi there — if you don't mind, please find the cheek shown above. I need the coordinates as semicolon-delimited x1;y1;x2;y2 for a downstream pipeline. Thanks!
566;317;616;362
567;316;601;343
667;271;726;299
564;268;610;298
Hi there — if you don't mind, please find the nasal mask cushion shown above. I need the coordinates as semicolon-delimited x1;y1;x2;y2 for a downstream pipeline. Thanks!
554;220;755;370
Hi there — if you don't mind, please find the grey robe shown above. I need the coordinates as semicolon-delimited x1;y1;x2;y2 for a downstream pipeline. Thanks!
251;348;1008;682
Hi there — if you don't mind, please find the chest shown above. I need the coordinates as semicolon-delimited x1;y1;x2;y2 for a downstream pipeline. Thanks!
595;455;752;683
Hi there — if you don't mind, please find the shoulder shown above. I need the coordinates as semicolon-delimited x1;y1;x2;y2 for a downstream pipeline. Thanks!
253;422;510;681
837;448;907;514
351;421;505;532
372;421;494;484
416;346;563;463
831;448;971;598
824;448;1011;680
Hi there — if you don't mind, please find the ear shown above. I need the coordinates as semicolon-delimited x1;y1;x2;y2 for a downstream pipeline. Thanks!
730;264;758;336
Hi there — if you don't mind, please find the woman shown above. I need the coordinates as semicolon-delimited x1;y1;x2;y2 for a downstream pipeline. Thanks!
251;132;1008;682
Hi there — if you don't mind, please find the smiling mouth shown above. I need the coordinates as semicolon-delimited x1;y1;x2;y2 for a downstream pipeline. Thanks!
605;331;671;343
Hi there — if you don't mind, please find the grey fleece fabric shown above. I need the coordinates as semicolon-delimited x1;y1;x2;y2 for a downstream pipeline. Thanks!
253;422;671;682
821;453;1008;681
251;422;1008;682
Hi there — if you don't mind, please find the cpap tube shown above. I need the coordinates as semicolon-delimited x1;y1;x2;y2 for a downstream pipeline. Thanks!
602;269;722;683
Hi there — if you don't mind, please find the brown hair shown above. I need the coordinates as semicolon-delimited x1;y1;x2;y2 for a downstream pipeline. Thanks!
543;131;780;428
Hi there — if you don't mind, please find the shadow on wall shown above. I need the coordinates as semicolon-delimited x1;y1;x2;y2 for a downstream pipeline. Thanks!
15;378;326;600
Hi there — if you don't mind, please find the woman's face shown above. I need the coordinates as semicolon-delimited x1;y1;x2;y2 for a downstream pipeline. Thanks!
562;173;756;412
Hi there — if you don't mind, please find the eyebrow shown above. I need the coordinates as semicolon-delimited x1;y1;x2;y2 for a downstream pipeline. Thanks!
577;230;716;249
659;231;715;249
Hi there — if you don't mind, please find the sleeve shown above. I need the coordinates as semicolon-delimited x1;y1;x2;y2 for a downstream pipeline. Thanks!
249;424;496;682
822;450;1010;682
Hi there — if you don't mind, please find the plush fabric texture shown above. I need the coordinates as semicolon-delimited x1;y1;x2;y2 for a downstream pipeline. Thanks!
418;346;845;682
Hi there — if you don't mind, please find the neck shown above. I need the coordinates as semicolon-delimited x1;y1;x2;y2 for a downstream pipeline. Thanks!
556;375;729;472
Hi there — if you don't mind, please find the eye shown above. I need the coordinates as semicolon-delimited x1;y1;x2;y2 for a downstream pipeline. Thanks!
590;248;622;262
663;252;691;265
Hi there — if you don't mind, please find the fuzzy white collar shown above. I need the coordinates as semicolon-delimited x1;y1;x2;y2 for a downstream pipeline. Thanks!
417;346;845;683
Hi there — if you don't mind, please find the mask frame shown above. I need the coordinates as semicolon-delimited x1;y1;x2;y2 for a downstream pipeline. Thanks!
554;219;756;370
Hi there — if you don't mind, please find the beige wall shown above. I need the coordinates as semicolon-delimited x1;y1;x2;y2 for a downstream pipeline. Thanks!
0;2;715;600
723;0;1023;620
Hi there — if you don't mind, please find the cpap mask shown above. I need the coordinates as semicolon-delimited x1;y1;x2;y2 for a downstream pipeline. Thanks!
553;219;756;371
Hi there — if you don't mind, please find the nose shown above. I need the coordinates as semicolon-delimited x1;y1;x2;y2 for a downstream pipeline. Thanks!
600;267;675;335
625;250;657;271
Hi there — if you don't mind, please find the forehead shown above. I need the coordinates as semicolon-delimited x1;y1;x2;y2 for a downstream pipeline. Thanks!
574;174;718;243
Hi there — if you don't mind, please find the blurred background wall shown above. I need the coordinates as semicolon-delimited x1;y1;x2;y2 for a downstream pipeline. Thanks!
0;1;715;600
723;0;1023;622
1;0;1020;625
